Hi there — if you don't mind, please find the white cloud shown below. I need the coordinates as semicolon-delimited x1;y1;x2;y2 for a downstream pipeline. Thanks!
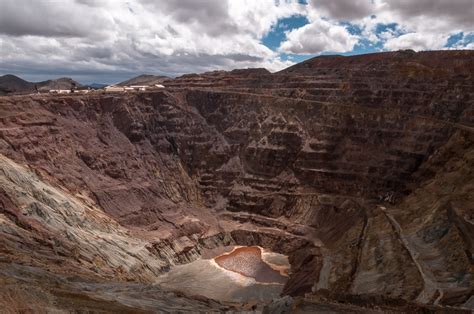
0;0;304;82
228;1;306;38
0;0;472;82
287;0;474;55
384;33;449;51
367;0;473;50
381;0;474;32
279;19;358;54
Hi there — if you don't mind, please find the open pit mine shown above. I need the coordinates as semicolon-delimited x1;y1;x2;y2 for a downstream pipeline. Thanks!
0;50;473;313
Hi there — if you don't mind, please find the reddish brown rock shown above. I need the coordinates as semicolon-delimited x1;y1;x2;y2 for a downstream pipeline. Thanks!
0;51;473;312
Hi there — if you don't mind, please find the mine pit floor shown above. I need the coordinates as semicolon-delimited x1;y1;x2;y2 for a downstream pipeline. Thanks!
215;246;288;284
155;246;290;302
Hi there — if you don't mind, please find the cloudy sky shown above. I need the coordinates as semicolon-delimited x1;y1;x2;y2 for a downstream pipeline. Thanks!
0;0;473;84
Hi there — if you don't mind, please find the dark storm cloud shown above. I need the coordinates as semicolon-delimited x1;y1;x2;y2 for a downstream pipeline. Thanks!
141;0;239;37
75;0;110;7
309;0;375;20
0;46;267;84
73;46;115;60
383;0;474;30
0;0;298;84
0;0;111;38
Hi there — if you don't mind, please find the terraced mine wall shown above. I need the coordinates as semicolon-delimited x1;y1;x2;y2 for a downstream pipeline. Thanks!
0;51;473;312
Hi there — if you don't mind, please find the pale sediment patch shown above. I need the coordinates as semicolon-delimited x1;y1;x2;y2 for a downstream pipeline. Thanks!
155;246;290;302
214;246;288;284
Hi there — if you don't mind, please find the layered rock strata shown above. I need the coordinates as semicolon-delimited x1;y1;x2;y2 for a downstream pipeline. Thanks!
0;51;473;312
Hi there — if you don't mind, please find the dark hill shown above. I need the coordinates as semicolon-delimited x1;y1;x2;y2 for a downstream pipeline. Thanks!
0;74;34;94
0;75;81;94
118;74;169;86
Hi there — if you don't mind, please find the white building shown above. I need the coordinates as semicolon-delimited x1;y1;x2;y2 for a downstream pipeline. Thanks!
130;85;147;91
49;89;71;94
105;85;125;92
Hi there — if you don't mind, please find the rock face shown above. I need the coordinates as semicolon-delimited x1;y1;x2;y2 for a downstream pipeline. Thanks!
0;51;473;312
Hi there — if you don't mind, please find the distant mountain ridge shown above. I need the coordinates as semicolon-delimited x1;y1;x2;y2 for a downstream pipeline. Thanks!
117;74;169;86
0;74;82;95
38;77;81;91
0;74;33;95
86;83;108;89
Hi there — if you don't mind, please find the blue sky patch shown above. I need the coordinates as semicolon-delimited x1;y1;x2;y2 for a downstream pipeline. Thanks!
445;32;474;48
280;53;313;63
262;15;309;50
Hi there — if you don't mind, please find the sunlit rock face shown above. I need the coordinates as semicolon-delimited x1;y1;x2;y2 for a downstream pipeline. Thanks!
0;51;473;312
